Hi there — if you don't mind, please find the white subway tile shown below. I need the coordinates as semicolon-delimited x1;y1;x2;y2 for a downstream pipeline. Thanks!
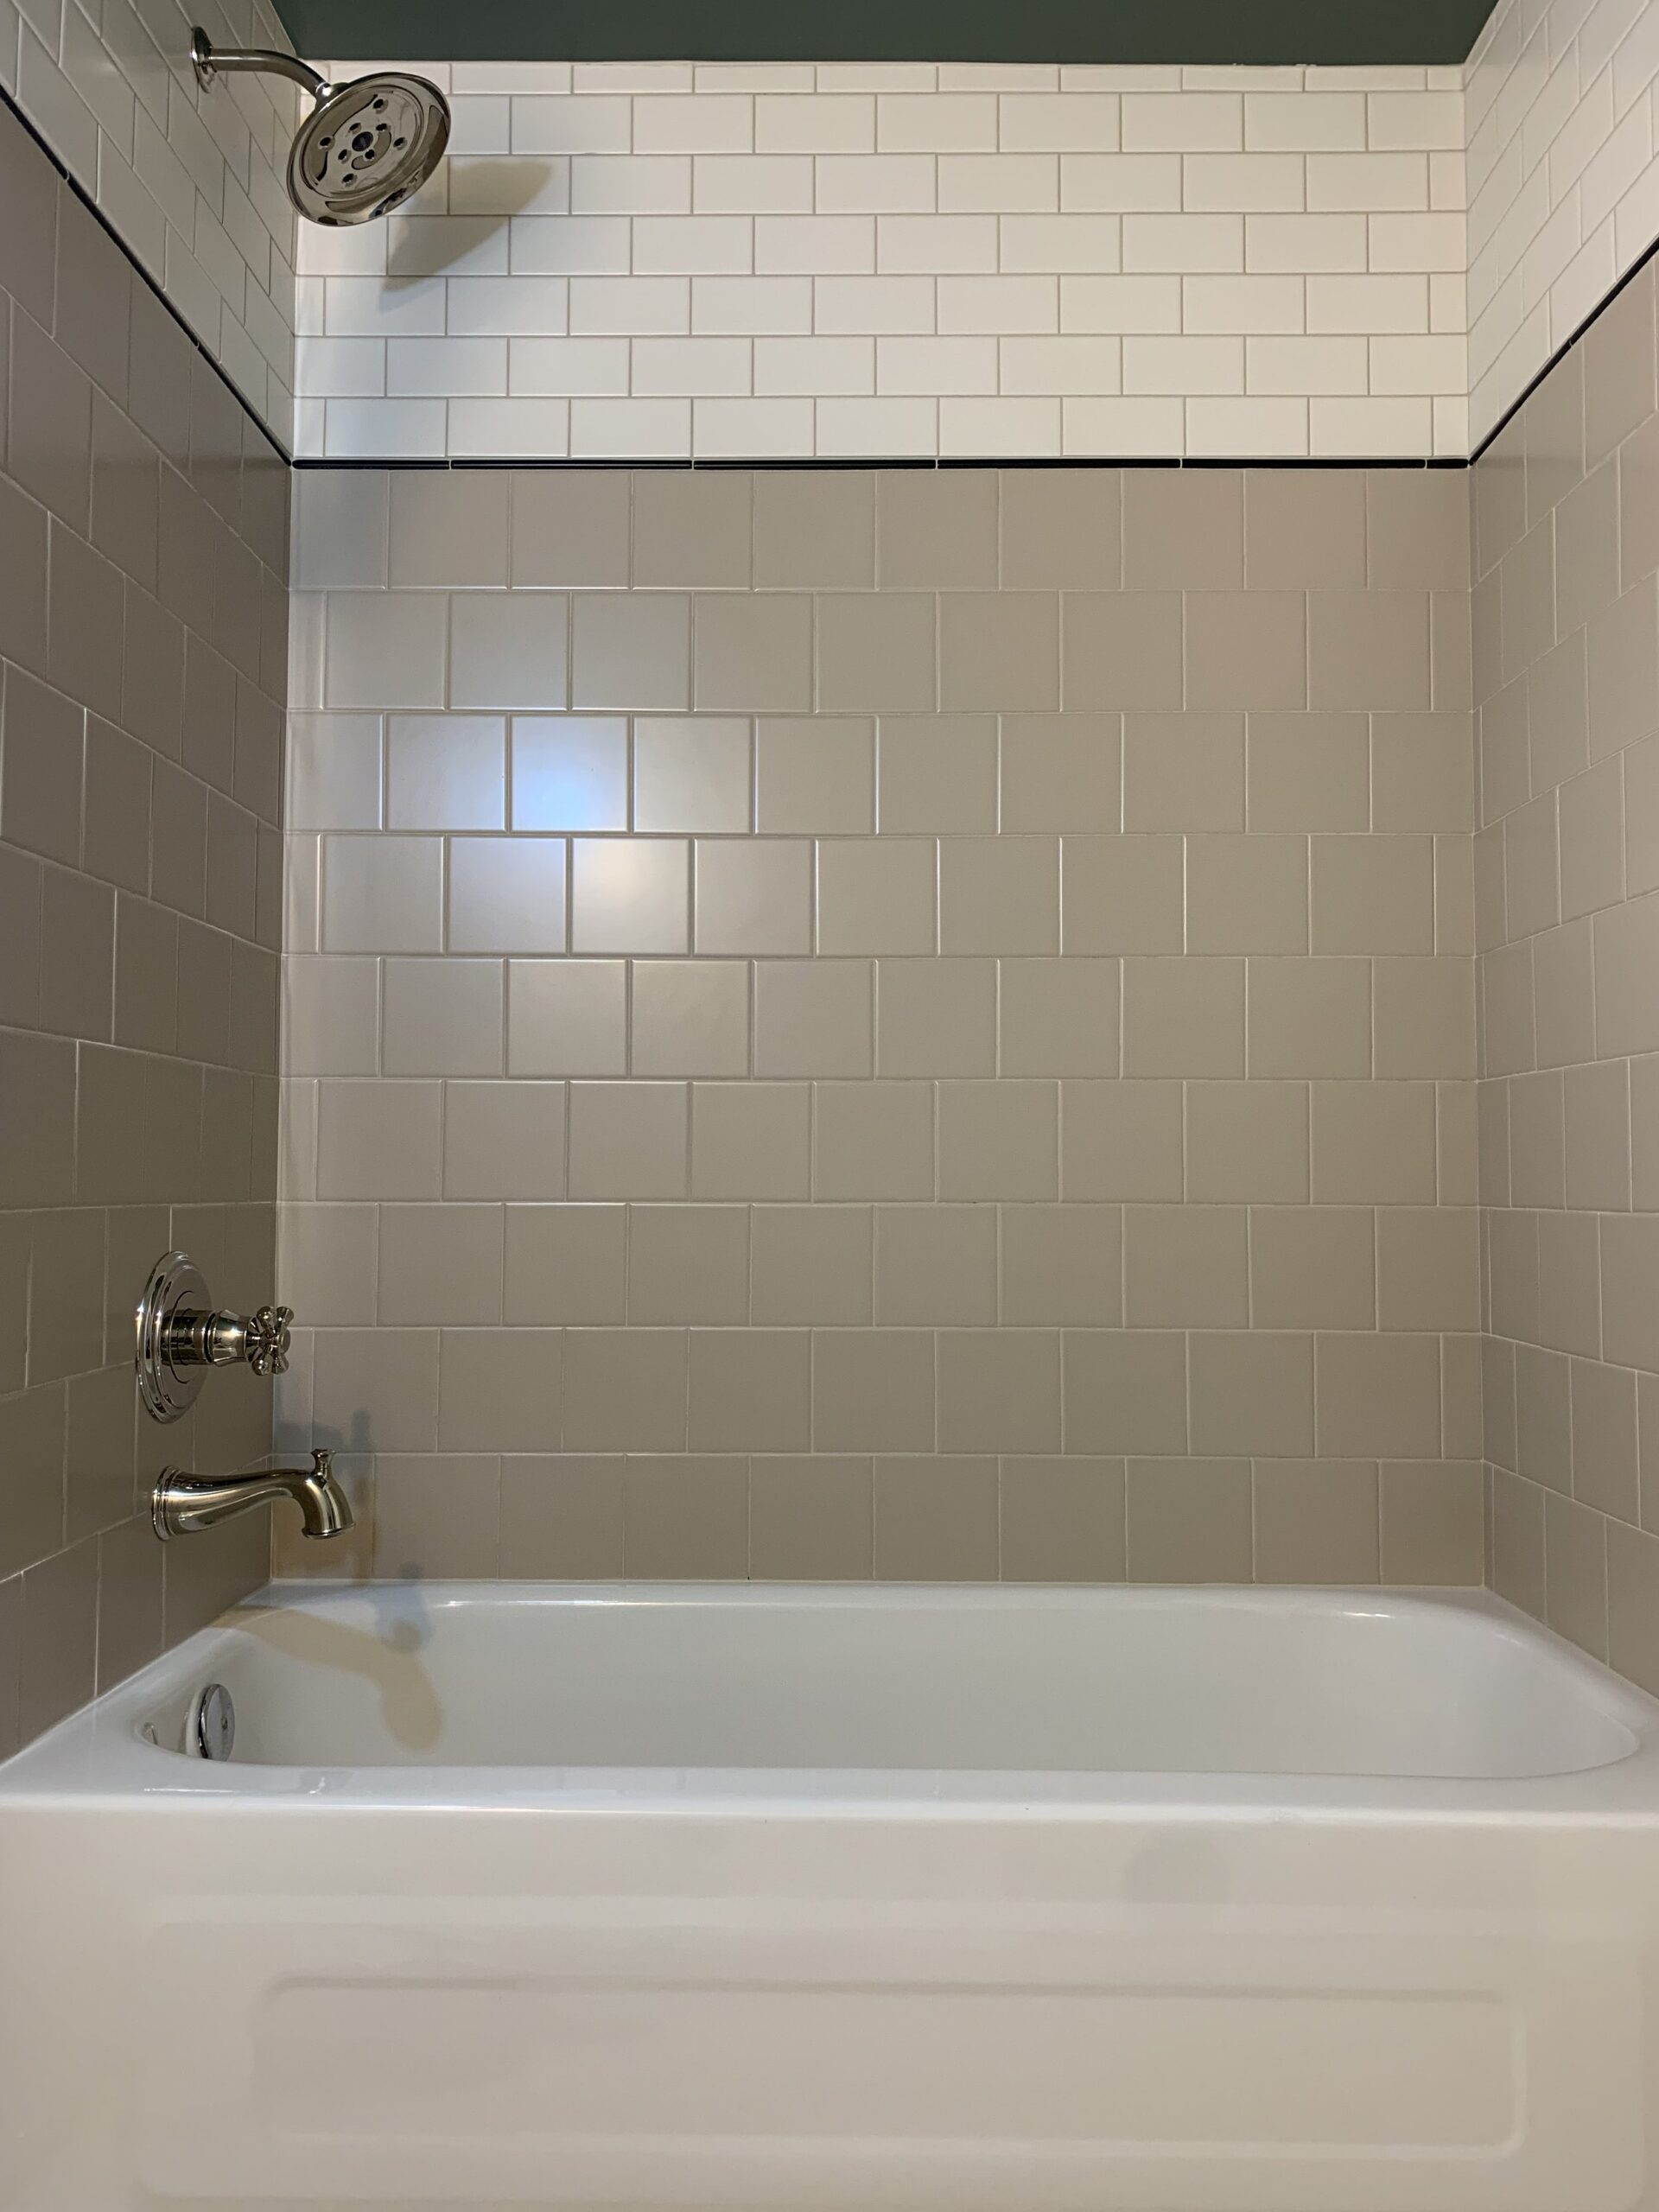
1244;92;1366;149
876;92;997;150
813;274;938;333
938;273;1059;331
1184;152;1306;210
453;62;572;92
755;214;876;272
877;213;1000;271
325;276;447;337
631;215;754;274
1306;271;1430;332
1182;273;1306;332
816;394;938;454
999;333;1122;393
509;95;630;153
939;394;1062;453
1000;213;1122;270
1247;212;1369;270
448;157;571;217
693;395;816;454
633;94;753;152
998;92;1122;149
1368;91;1465;149
448;396;570;454
816;154;938;212
700;64;816;91
1187;394;1309;454
1121;92;1243;150
572;154;691;214
1061;273;1183;331
1368;212;1466;270
1308;152;1430;211
1123;333;1244;393
447;95;511;156
694;275;814;333
631;334;753;394
754;334;874;394
1369;333;1468;392
938;154;1058;212
756;93;875;151
876;334;999;393
447;277;570;335
1062;392;1184;453
695;153;814;213
1245;332;1368;393
942;64;1059;91
323;397;448;458
1308;393;1434;455
569;396;693;457
569;275;690;334
509;336;631;393
818;63;939;92
387;336;507;396
1060;151;1183;208
388;214;509;277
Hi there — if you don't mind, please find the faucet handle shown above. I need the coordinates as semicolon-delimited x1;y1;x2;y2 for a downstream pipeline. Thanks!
245;1305;293;1377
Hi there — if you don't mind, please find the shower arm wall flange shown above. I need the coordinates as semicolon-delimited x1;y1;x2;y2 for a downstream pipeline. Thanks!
190;26;327;102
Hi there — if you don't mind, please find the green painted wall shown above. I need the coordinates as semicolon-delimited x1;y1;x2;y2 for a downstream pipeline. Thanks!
275;0;1496;66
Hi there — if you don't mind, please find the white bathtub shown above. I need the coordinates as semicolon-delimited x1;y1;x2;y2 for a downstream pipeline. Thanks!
3;1582;1659;2210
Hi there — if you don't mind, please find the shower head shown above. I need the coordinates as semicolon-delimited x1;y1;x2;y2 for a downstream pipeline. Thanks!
189;28;450;226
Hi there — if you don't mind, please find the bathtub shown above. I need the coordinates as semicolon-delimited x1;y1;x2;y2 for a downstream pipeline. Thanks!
3;1583;1659;2211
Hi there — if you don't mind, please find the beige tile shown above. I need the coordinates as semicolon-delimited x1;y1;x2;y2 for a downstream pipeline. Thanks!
938;836;1058;953
1124;468;1242;588
1127;1459;1252;1582
378;1205;504;1325
695;838;811;954
1307;590;1430;710
1376;1206;1480;1331
436;1330;563;1452
631;959;750;1076
1311;1079;1436;1202
939;592;1059;713
695;594;813;711
1061;1079;1183;1200
1528;632;1589;796
691;1080;810;1197
1001;469;1121;590
312;1326;440;1452
1545;1490;1609;1659
1587;575;1659;762
504;1204;626;1322
1491;1466;1546;1615
568;1080;687;1198
508;958;626;1076
813;1081;934;1199
1594;892;1659;1058
938;1078;1058;1198
1378;1459;1483;1584
1064;1329;1186;1454
499;1456;624;1577
317;1079;442;1198
938;1329;1062;1453
443;1081;566;1198
999;1205;1120;1325
749;1457;874;1579
1062;593;1183;709
999;958;1120;1077
1367;467;1469;592
874;1455;999;1579
1254;1459;1380;1584
817;836;936;953
817;593;936;711
623;1456;749;1578
689;1330;810;1451
877;468;998;587
814;1332;935;1452
756;715;874;833
1572;1357;1638;1523
1186;1081;1308;1202
1001;713;1121;831
1608;1518;1659;1695
876;957;995;1077
1311;835;1434;953
878;716;998;833
751;1205;873;1325
390;470;510;587
1000;1456;1126;1581
321;836;443;953
1370;712;1473;834
1565;1059;1631;1212
1246;468;1365;589
449;837;567;954
1185;834;1308;954
512;472;630;586
562;1330;688;1451
1603;1212;1659;1372
875;1204;997;1325
1123;711;1244;830
1246;713;1369;832
627;1206;750;1325
1061;835;1183;954
450;594;569;711
633;716;752;833
382;959;504;1075
1373;957;1474;1080
1316;1332;1440;1457
323;591;447;709
1626;732;1659;895
1516;1341;1571;1493
1126;1205;1248;1326
1503;791;1560;941
511;716;629;831
1559;756;1625;922
19;1541;100;1742
1122;957;1244;1077
753;473;874;588
1189;1330;1315;1455
1185;591;1306;713
632;469;751;588
570;837;690;954
1249;1205;1375;1328
293;470;387;589
755;959;872;1077
571;592;690;710
1635;1053;1659;1210
1247;957;1371;1077
1585;259;1656;470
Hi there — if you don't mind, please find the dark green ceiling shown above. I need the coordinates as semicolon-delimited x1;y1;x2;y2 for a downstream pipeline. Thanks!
273;0;1497;66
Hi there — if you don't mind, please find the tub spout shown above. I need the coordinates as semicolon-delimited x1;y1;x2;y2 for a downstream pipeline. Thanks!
152;1450;353;1541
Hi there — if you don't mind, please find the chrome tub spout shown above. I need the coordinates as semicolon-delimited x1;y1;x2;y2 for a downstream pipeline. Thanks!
152;1450;353;1541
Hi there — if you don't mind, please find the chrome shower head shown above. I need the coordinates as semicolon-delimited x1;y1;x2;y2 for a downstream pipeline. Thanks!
190;28;450;226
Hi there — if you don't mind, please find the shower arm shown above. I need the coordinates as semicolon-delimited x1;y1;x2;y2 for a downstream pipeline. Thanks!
190;27;328;102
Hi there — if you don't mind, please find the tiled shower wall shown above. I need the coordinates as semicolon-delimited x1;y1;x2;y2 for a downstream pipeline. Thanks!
1476;256;1659;1691
0;99;289;1759
278;457;1484;1586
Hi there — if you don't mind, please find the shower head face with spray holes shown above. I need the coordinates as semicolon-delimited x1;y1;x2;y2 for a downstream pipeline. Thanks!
288;72;450;226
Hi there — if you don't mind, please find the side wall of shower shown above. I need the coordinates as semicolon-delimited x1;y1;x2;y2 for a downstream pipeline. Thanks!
0;102;289;1759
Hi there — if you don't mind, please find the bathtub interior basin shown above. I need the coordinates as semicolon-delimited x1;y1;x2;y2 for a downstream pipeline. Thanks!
105;1582;1644;1783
